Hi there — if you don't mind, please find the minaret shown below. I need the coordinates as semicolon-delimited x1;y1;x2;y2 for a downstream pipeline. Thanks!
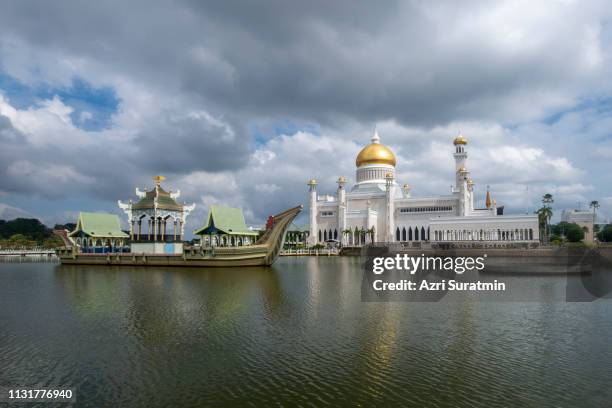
453;132;468;191
385;172;395;242
457;167;469;216
337;176;347;244
308;179;318;245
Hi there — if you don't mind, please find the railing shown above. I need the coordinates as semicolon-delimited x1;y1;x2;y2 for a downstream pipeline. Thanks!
0;248;58;262
130;237;183;243
280;248;339;256
0;248;57;255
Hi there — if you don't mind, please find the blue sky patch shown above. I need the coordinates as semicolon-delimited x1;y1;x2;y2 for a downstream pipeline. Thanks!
0;73;119;131
250;121;320;147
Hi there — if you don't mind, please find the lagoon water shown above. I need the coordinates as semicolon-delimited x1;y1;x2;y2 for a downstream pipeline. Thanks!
1;257;612;407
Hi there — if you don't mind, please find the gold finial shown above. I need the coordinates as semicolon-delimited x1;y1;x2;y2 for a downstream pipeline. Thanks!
307;178;317;185
453;132;468;145
153;175;166;186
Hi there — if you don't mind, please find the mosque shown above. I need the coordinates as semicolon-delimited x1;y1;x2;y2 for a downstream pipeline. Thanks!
308;131;539;246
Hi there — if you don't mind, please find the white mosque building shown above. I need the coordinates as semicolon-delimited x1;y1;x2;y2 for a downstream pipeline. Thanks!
308;131;539;246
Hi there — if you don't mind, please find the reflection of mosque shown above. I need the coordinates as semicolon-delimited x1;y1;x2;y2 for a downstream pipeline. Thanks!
309;131;539;246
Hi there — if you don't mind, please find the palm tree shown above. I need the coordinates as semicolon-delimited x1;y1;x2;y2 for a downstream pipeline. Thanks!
366;227;376;244
590;200;600;224
342;229;352;246
540;193;554;242
536;206;553;243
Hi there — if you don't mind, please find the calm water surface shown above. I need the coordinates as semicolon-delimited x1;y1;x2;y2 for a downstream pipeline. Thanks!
1;257;612;407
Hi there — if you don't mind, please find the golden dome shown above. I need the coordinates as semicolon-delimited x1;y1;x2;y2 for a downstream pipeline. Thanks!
355;131;396;167
453;133;468;145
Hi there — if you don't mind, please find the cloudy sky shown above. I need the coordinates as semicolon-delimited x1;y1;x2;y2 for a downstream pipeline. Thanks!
1;0;611;233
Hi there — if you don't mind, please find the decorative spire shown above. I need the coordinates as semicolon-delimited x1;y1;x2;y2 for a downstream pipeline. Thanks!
372;126;380;144
453;131;468;145
485;185;492;208
153;175;166;186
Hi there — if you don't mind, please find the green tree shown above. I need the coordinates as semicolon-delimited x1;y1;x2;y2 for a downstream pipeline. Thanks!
366;227;375;243
538;194;554;242
342;229;352;245
553;222;584;243
0;218;51;241
597;225;612;242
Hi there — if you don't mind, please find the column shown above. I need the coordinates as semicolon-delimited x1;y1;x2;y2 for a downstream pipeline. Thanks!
385;173;395;242
308;179;318;245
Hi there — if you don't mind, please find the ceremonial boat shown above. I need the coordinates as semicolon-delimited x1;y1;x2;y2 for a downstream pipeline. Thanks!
56;205;302;267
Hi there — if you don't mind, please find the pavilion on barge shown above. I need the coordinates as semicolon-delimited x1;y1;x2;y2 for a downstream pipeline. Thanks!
118;176;195;254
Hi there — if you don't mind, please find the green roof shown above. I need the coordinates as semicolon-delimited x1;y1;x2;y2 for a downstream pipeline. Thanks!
194;205;258;236
69;212;129;238
132;185;183;211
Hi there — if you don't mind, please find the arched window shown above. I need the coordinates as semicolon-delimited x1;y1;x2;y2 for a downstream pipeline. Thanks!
324;230;328;241
396;227;400;241
421;227;426;241
529;229;533;240
415;227;419;241
334;229;338;239
427;227;430;240
402;227;407;241
408;227;413;241
318;230;322;242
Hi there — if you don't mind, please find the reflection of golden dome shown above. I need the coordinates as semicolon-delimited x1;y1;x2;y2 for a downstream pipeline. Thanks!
453;133;468;145
356;131;396;167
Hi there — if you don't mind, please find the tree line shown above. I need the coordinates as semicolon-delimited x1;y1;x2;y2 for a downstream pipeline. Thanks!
0;218;75;249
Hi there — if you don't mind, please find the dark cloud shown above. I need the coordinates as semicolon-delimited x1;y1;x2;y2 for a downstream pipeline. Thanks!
0;1;611;226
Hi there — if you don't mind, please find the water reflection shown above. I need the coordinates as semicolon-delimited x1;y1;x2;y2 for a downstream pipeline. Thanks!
0;258;611;407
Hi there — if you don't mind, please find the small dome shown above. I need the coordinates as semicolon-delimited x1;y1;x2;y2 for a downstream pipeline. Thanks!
453;133;468;145
355;130;397;167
